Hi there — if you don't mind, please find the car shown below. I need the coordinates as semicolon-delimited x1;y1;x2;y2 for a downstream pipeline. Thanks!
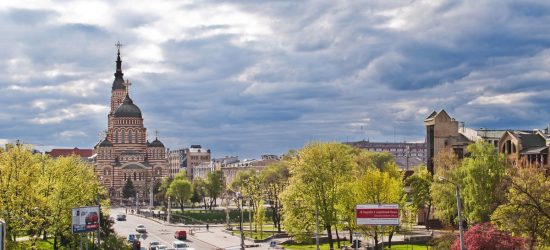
172;241;194;250
149;241;161;250
85;212;98;225
116;214;126;221
136;224;147;233
174;230;187;240
155;245;168;250
109;216;115;223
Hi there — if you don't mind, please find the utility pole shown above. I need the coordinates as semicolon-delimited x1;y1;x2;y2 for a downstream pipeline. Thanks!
97;193;101;247
248;195;251;239
315;198;319;250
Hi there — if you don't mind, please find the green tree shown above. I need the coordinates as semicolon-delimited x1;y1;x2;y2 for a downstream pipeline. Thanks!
281;141;355;250
408;164;433;228
190;178;205;204
167;179;193;212
259;161;290;233
122;179;136;199
157;176;173;210
205;170;225;209
460;141;507;224
492;160;550;249
430;147;461;229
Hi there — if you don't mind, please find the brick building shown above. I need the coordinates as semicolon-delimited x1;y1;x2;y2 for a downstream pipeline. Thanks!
92;46;170;202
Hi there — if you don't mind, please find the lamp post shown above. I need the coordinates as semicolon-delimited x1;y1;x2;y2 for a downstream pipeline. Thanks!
315;198;319;250
168;196;172;224
236;191;245;250
137;192;139;214
438;176;466;250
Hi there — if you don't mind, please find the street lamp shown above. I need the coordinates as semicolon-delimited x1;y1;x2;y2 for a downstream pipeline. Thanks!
137;192;139;214
236;191;245;250
168;196;172;224
438;176;467;250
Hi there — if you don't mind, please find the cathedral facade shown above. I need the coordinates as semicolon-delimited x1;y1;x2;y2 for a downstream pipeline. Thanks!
93;45;170;202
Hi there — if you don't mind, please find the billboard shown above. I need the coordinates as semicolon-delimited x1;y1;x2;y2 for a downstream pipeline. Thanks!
72;206;100;234
356;204;399;226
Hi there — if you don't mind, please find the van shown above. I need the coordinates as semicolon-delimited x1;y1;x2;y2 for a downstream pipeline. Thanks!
116;214;126;221
174;230;187;240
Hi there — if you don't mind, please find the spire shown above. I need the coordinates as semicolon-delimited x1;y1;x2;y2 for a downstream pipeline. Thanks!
112;41;126;90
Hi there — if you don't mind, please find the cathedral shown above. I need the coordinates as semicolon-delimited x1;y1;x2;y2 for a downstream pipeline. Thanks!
93;43;170;202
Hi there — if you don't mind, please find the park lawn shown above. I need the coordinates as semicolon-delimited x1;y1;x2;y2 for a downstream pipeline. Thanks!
14;238;55;249
281;242;430;250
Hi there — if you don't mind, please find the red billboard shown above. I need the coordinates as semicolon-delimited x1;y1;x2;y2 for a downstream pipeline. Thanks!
356;204;399;226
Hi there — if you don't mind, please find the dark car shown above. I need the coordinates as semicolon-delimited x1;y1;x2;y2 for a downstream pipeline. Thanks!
117;214;126;221
85;212;98;224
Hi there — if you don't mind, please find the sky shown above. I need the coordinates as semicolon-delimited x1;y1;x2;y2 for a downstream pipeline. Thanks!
1;0;550;159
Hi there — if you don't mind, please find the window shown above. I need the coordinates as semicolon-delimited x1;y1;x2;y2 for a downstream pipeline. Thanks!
115;131;118;143
103;169;106;175
129;131;132;143
122;131;125;143
124;173;126;180
139;173;141;181
134;173;136;181
135;131;138;143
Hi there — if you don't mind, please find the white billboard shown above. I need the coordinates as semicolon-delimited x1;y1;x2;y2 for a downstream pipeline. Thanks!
356;204;400;226
72;206;100;234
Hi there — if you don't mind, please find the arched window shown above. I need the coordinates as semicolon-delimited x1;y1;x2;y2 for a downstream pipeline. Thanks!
139;173;142;180
134;172;136;181
122;131;125;143
135;131;138;143
103;169;106;175
128;131;132;143
124;173;126;180
115;131;119;143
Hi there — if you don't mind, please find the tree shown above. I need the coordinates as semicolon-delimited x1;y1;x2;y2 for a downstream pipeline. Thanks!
460;141;507;224
157;176;173;210
167;179;193;212
122;178;136;199
451;222;525;250
492;159;550;249
281;141;355;250
430;147;461;229
259;161;290;233
205;170;225;209
354;163;406;249
408;164;433;228
190;178;205;204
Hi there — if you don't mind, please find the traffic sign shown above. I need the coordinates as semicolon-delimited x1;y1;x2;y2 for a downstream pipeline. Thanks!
270;241;277;247
128;234;135;242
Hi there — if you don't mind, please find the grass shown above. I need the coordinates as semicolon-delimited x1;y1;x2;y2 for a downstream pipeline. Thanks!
231;230;277;239
281;242;430;250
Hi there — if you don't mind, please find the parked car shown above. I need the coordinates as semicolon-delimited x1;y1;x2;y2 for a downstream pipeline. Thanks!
108;216;115;223
116;214;126;221
174;230;187;240
136;224;147;233
149;241;161;250
172;241;194;250
155;245;168;250
85;212;98;224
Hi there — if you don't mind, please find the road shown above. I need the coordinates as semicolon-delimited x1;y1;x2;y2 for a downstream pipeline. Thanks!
110;208;216;250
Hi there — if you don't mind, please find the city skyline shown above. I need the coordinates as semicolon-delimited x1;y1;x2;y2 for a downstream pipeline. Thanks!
2;0;550;159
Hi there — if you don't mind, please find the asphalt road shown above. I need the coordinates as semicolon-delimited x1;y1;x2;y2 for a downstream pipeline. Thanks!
110;208;216;250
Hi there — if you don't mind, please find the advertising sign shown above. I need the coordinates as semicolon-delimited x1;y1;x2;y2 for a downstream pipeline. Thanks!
72;206;100;234
356;204;399;226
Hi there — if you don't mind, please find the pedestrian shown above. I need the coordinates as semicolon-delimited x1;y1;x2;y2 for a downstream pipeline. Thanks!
126;208;127;214
206;224;209;231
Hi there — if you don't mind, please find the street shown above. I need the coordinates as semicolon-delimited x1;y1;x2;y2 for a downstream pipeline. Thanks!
110;208;217;250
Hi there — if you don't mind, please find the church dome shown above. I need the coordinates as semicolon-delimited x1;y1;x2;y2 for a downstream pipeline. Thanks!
114;94;142;118
148;139;165;148
96;139;113;148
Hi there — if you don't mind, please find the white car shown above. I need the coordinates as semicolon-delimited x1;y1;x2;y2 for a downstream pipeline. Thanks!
172;241;195;250
149;241;161;250
155;245;168;250
136;224;147;233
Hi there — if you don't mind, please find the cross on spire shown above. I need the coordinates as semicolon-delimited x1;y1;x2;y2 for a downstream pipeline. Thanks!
99;132;102;142
155;130;159;139
115;41;123;54
123;79;132;95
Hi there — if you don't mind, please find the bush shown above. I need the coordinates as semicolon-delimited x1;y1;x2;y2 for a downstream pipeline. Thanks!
428;234;456;250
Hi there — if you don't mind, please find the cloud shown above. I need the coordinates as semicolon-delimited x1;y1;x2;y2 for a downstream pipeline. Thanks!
1;0;550;158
